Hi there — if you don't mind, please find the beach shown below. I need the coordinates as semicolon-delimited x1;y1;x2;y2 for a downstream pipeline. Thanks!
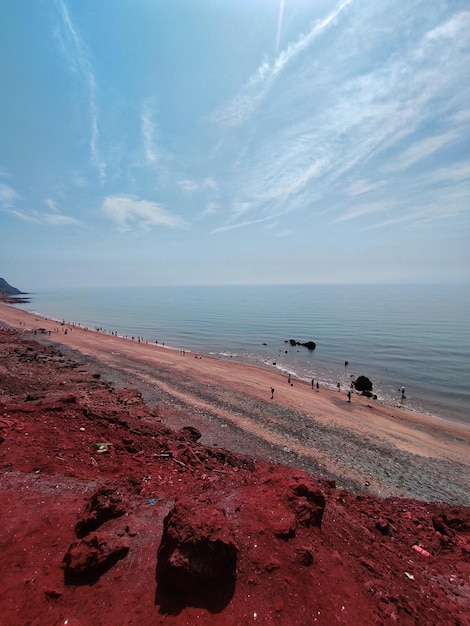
1;301;469;505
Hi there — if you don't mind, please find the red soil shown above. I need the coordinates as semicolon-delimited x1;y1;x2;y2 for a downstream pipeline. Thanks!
0;328;469;625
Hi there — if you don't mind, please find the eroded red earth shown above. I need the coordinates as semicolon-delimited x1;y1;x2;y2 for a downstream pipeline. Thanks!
0;329;469;625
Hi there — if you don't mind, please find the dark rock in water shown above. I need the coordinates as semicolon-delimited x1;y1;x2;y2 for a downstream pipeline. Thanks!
354;376;373;393
361;390;377;399
288;339;316;350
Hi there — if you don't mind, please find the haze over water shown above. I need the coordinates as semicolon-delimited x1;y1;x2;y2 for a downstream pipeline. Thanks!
18;283;470;426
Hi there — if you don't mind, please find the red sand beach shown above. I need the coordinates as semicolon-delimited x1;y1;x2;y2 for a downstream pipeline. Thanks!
1;302;469;504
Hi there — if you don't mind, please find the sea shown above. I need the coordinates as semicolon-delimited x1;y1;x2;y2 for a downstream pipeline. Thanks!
14;283;470;426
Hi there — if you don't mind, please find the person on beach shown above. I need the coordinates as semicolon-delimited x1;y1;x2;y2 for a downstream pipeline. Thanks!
270;387;275;399
337;382;340;391
311;378;314;389
400;386;406;399
288;374;291;384
347;390;351;402
316;381;319;392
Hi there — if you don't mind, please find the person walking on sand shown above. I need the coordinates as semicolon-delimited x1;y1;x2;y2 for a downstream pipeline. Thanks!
288;373;291;384
347;390;351;402
337;382;340;392
311;378;314;389
270;387;275;399
316;381;319;392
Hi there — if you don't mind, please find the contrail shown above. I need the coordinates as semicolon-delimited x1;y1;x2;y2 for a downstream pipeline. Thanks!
276;0;285;52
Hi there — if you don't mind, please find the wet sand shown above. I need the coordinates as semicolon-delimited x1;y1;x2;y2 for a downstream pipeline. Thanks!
1;302;469;504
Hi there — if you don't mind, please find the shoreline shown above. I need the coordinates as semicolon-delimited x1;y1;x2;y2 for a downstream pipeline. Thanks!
1;301;469;504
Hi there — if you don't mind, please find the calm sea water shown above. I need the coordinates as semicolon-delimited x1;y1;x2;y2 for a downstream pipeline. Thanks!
16;284;470;425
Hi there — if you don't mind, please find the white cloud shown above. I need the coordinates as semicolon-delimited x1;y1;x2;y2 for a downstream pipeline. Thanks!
7;209;40;223
332;201;392;224
55;0;105;178
200;202;219;217
178;179;200;193
178;177;219;194
45;213;80;225
46;198;60;213
0;183;21;206
426;10;470;42
273;229;292;238
215;0;353;127
390;132;459;172
42;197;81;225
142;100;158;165
345;180;381;197
211;215;272;234
102;195;187;230
432;160;470;182
214;1;470;235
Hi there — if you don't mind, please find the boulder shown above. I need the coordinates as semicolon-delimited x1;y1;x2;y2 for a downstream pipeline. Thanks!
353;376;373;393
156;498;238;612
290;481;326;528
62;532;130;585
75;485;127;538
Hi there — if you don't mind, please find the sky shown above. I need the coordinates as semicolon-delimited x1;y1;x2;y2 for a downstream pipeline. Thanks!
1;0;469;289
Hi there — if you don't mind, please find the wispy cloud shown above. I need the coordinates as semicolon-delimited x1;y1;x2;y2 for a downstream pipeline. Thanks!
211;2;469;235
43;198;81;225
345;180;382;197
102;195;187;231
215;0;352;127
432;160;470;183
426;10;470;41
275;0;285;53
7;209;40;223
0;183;21;207
4;200;80;226
45;198;60;213
211;215;272;234
141;100;158;165
200;202;219;217
388;131;459;172
332;201;392;224
368;198;467;231
54;0;105;179
44;213;81;225
178;177;218;193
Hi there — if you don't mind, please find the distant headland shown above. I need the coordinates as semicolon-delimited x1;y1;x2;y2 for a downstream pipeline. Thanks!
0;278;30;303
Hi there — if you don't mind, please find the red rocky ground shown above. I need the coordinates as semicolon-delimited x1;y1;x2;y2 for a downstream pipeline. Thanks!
0;329;469;625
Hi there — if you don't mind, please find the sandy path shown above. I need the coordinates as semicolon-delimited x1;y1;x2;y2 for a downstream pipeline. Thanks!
1;302;469;504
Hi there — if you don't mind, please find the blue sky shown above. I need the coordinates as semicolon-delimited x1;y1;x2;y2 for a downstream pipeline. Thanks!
1;0;469;289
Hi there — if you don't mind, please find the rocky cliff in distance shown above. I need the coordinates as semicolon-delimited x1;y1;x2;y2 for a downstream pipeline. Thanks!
0;279;30;303
0;278;24;295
